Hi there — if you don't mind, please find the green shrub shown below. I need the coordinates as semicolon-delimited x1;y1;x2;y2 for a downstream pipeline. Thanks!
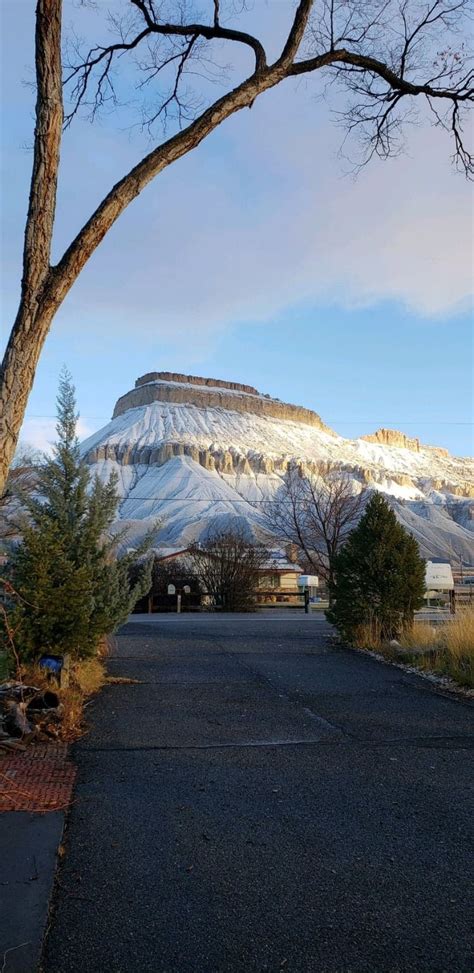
327;492;426;643
2;370;151;661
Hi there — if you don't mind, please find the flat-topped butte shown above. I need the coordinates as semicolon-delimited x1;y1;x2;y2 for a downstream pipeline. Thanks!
113;372;334;434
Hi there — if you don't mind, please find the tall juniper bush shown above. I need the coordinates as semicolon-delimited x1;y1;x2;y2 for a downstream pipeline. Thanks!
3;369;151;660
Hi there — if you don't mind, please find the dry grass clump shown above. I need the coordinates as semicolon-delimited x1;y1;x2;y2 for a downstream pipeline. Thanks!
399;610;474;687
353;625;382;651
442;609;474;654
354;609;474;689
73;658;106;695
19;657;106;740
436;610;474;687
399;623;438;650
59;685;86;740
58;658;106;739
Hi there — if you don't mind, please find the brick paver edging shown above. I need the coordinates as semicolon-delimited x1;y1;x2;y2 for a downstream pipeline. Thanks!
0;742;76;812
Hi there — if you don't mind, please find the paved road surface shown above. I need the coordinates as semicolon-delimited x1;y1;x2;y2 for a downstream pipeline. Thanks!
44;613;474;973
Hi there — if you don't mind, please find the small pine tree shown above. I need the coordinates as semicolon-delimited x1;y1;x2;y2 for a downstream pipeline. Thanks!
4;369;152;660
327;492;426;643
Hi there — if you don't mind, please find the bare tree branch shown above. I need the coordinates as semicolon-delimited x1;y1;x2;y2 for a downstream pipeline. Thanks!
188;527;269;610
260;464;368;592
292;0;473;174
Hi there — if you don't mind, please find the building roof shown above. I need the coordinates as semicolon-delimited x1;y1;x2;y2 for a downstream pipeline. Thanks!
154;547;303;574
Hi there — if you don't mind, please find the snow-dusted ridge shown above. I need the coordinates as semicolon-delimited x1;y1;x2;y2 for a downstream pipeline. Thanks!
136;379;274;400
81;373;474;559
111;371;334;433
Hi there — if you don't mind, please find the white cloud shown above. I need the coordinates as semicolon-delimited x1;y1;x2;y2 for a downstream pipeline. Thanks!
49;86;472;355
2;3;472;359
18;417;96;456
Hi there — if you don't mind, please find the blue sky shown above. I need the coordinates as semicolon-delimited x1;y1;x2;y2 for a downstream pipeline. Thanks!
1;1;473;456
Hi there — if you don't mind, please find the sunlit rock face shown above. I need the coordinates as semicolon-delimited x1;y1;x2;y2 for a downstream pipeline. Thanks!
112;371;334;433
80;372;474;559
362;428;422;452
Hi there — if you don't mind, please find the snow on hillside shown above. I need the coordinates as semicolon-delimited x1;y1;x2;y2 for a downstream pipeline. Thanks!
83;398;470;481
81;377;474;561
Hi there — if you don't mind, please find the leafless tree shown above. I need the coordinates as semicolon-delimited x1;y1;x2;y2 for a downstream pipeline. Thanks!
11;444;45;470
149;555;199;594
188;527;269;610
0;447;44;545
260;463;367;591
1;0;472;494
128;553;202;609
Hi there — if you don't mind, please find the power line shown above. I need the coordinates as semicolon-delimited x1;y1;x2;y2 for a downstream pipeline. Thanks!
115;496;473;504
23;414;474;425
117;498;295;503
25;415;113;421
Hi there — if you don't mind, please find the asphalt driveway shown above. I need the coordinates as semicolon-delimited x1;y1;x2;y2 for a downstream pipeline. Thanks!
43;613;474;973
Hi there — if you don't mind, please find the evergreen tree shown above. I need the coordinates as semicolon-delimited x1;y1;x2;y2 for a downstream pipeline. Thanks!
327;492;426;643
4;369;152;660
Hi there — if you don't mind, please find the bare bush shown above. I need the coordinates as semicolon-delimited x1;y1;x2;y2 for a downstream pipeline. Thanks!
188;528;269;611
261;463;367;590
0;447;43;544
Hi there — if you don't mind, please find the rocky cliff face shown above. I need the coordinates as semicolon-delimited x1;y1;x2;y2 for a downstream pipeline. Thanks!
135;371;260;395
362;428;421;452
80;372;474;560
113;373;334;434
85;440;292;476
361;427;452;460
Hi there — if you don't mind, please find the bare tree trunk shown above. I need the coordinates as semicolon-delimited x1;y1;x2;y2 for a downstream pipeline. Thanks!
0;0;62;493
0;300;57;490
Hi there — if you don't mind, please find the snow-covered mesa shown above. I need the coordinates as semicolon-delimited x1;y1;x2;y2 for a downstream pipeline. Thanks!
81;372;474;560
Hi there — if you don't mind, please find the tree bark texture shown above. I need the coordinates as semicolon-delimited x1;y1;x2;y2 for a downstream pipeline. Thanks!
1;0;63;493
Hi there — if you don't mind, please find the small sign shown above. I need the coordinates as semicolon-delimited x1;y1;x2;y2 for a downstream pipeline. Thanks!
183;585;191;594
298;575;319;588
167;584;176;595
425;561;454;591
